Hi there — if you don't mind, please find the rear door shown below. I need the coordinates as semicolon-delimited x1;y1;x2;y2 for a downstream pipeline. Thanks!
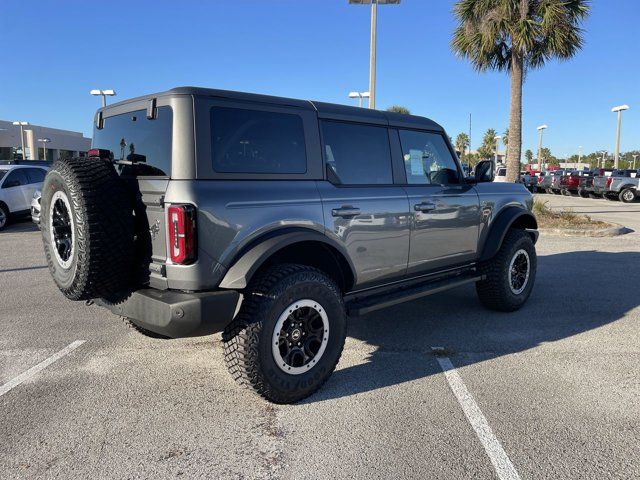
1;168;30;212
24;168;46;202
395;129;480;274
318;120;410;288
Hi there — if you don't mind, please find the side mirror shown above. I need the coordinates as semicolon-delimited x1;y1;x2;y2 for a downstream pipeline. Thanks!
475;160;495;183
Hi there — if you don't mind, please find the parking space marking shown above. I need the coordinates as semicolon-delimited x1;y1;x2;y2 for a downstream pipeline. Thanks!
435;353;521;480
0;340;85;397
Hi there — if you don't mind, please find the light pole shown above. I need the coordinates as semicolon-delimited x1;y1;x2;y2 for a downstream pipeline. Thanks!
494;135;502;164
633;154;638;170
599;151;607;169
348;91;371;108
12;121;29;160
611;104;629;169
38;138;51;161
578;146;582;169
90;89;116;107
349;0;401;109
536;125;548;170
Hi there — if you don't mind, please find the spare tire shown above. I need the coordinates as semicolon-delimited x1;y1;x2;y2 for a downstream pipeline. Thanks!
41;157;134;300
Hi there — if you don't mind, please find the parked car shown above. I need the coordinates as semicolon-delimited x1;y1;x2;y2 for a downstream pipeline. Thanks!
31;189;42;226
538;169;566;194
533;171;547;193
603;169;640;202
519;171;537;191
577;172;595;198
39;86;538;403
591;168;615;198
559;170;591;196
494;166;508;182
0;165;48;231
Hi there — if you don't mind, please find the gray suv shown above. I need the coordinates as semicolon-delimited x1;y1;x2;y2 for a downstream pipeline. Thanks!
40;87;538;403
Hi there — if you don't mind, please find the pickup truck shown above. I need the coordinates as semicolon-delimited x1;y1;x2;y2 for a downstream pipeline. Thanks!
605;170;640;202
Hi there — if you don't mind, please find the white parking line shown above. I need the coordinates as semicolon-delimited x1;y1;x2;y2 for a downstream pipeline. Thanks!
434;352;521;480
0;340;85;397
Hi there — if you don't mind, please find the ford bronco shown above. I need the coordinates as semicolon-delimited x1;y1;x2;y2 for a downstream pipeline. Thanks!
40;87;538;403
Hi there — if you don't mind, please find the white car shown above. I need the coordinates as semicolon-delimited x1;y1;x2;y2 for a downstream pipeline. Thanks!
494;166;508;182
0;165;48;231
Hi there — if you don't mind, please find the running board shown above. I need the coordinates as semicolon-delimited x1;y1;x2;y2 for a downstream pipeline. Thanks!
346;274;484;317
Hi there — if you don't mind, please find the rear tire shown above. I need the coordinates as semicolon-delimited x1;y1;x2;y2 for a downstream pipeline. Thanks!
222;264;346;404
476;229;536;312
40;158;134;300
619;188;636;203
579;190;589;198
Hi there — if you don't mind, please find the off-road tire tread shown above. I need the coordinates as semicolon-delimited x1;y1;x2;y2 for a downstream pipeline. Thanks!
476;229;535;312
222;264;345;404
42;157;133;300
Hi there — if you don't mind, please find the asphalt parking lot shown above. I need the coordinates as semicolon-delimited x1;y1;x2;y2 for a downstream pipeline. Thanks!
1;200;639;479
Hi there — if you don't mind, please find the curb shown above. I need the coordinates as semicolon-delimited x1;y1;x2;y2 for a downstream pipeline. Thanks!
540;224;633;237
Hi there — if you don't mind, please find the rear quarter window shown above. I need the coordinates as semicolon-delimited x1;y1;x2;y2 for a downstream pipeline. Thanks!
211;106;307;174
92;106;173;177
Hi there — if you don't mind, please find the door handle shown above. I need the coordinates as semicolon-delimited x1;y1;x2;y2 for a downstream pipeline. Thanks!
332;206;361;218
414;202;437;212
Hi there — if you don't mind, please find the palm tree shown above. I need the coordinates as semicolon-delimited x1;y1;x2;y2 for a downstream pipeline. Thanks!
478;128;498;159
386;105;411;115
452;0;589;182
502;128;509;148
455;132;470;155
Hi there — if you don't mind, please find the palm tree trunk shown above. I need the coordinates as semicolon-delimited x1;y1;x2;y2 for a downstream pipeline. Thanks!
506;53;523;183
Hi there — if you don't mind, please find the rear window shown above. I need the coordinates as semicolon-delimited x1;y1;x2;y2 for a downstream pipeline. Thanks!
497;168;507;176
92;106;173;177
211;107;307;174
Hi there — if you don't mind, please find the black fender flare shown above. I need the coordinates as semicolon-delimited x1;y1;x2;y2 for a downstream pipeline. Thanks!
479;207;538;262
219;229;356;290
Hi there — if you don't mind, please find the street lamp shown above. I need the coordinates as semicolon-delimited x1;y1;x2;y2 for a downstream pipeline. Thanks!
494;135;502;164
349;0;401;109
38;138;51;161
348;91;371;108
577;146;582;169
611;104;629;169
90;89;116;107
12;121;29;160
537;125;548;170
633;154;638;170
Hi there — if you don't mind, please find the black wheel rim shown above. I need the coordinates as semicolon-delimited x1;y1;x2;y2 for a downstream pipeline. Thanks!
272;300;329;375
49;191;74;268
508;249;530;295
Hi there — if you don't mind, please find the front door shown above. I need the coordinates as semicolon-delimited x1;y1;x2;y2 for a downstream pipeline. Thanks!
1;168;30;213
318;120;410;289
396;129;480;275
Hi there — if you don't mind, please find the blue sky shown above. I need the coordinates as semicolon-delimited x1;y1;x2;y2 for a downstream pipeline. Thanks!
1;0;638;157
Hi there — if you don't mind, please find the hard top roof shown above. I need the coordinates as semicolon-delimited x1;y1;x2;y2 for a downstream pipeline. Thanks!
100;86;444;132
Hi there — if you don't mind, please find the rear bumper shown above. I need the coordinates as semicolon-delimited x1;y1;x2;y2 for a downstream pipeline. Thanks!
99;288;241;338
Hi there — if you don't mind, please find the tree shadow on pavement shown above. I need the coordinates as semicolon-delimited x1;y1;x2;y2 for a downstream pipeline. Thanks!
307;250;640;402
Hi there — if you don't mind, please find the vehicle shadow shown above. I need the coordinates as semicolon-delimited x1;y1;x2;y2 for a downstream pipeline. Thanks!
306;250;640;402
1;219;39;234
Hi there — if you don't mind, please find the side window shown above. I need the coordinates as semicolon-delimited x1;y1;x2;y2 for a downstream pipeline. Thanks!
399;130;460;185
211;107;307;174
321;121;393;185
27;168;46;184
2;169;28;188
92;106;173;177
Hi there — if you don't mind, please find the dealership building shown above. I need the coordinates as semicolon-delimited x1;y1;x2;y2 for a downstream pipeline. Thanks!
0;120;91;161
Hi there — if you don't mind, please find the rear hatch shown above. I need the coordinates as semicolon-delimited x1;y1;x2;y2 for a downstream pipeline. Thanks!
92;105;173;288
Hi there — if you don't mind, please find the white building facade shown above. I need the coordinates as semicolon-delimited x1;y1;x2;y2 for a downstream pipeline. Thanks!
0;120;91;161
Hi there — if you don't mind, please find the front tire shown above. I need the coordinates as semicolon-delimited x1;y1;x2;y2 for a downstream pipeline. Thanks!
222;264;346;404
476;229;536;312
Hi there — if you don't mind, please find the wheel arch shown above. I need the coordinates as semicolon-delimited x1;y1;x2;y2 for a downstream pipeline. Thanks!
219;229;356;293
480;207;538;262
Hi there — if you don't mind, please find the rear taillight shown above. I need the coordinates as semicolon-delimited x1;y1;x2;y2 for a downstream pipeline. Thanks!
168;204;197;265
87;148;112;159
538;176;543;184
606;177;613;188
